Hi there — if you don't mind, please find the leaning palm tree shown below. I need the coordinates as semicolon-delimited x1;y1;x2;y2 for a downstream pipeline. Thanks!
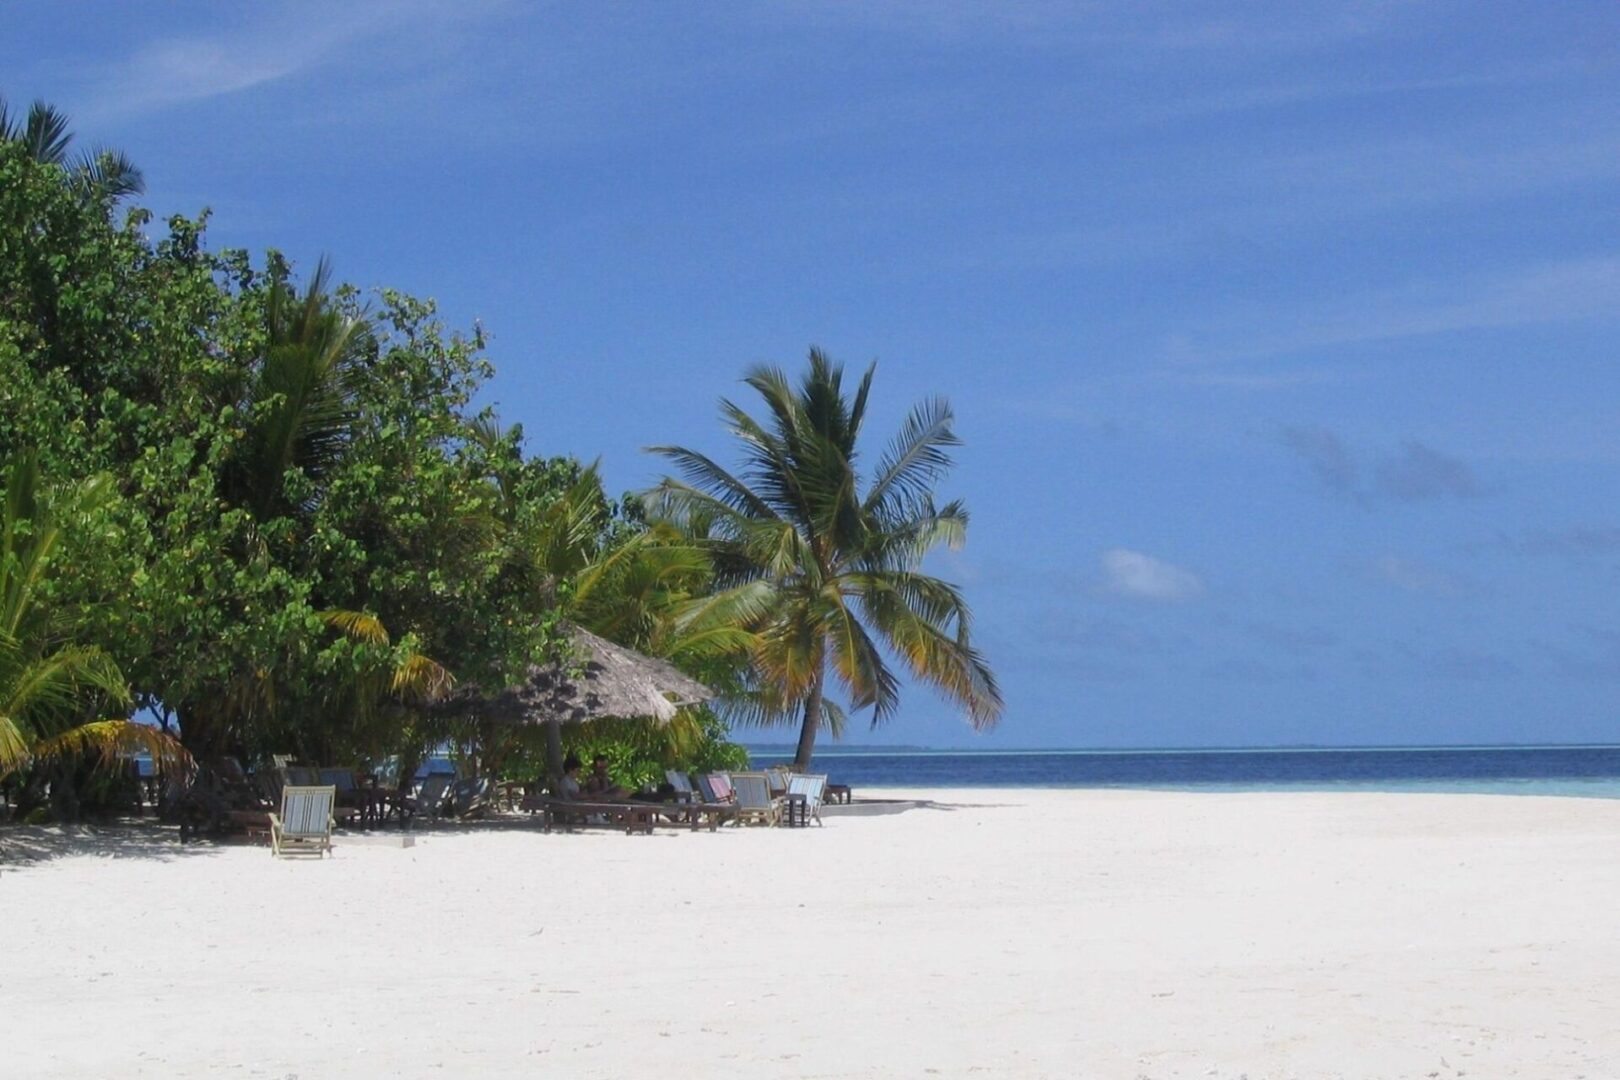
0;95;145;198
648;348;1001;768
0;454;186;781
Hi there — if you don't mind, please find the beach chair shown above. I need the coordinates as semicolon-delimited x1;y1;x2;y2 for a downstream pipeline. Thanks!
317;767;373;826
255;767;287;809
729;772;783;826
698;772;736;804
450;776;495;819
787;773;828;826
665;770;698;802
270;785;336;858
764;766;793;796
395;773;453;824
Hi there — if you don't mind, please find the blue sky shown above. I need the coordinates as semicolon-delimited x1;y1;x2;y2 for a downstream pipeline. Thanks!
7;2;1619;748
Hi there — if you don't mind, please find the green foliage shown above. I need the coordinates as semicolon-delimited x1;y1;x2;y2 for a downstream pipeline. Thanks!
0;452;186;780
0;123;574;776
494;709;749;791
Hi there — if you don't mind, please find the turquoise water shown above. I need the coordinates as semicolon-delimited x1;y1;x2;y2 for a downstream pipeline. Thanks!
749;745;1620;798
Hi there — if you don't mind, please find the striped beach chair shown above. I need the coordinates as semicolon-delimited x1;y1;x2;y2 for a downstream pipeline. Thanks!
787;774;828;826
729;772;783;826
270;785;336;858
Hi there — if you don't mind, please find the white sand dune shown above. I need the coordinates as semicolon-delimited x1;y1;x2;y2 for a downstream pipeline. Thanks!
4;788;1618;1079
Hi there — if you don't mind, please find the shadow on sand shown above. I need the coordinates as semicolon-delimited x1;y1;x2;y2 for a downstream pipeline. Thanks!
0;819;228;867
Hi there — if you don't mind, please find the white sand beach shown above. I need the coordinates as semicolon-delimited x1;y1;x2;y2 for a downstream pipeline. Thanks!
4;788;1618;1079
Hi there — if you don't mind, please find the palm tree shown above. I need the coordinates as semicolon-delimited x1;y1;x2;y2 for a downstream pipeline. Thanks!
0;96;145;198
0;453;186;782
227;257;371;522
648;348;1001;768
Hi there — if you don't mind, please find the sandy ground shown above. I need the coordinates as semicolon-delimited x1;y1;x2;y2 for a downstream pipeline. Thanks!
3;788;1619;1079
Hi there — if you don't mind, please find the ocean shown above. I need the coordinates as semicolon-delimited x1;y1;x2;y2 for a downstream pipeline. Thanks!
747;745;1620;798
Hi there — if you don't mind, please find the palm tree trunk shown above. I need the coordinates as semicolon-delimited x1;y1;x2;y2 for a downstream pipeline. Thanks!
792;664;824;770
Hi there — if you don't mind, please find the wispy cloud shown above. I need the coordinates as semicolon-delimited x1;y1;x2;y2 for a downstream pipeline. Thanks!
763;0;1395;55
1242;619;1340;654
1362;555;1471;598
1508;526;1620;557
1373;442;1479;501
1178;257;1620;366
74;1;508;122
1281;427;1479;504
1280;426;1359;496
1099;548;1205;602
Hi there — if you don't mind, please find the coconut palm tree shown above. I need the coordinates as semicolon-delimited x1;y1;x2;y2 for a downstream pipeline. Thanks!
0;95;145;198
648;348;1001;768
0;453;185;781
227;256;371;523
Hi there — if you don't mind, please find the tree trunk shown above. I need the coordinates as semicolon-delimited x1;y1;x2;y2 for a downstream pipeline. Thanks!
792;665;825;771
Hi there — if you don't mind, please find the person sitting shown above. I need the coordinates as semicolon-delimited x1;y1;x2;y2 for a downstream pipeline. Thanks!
581;753;628;800
555;754;585;799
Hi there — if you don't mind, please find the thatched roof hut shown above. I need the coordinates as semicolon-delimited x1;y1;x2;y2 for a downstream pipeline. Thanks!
440;625;712;726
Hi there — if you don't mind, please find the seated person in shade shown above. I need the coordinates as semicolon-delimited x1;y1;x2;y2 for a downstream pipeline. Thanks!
555;754;584;799
582;753;628;800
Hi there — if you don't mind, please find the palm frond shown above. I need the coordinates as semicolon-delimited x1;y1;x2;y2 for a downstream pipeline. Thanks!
824;589;901;722
860;582;1002;730
28;720;191;778
0;714;30;775
644;443;781;521
319;609;391;645
1;644;130;726
76;147;145;197
22;100;73;165
864;396;960;516
392;652;455;700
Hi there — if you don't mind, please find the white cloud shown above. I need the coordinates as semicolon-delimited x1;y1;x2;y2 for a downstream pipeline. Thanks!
1099;548;1204;602
76;1;509;121
1366;555;1468;597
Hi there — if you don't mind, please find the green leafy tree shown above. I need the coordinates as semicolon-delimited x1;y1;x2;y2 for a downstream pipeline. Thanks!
650;348;1001;768
0;453;185;783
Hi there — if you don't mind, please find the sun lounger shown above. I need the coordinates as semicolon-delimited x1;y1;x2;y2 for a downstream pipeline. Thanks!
729;772;783;826
270;785;336;857
534;796;729;834
786;774;828;826
536;797;656;835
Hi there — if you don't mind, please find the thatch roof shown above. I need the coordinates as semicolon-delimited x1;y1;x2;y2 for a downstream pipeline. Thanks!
436;625;713;726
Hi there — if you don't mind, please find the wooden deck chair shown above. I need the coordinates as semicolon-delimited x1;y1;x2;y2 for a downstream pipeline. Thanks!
787;774;828;826
729;772;782;826
270;785;336;857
